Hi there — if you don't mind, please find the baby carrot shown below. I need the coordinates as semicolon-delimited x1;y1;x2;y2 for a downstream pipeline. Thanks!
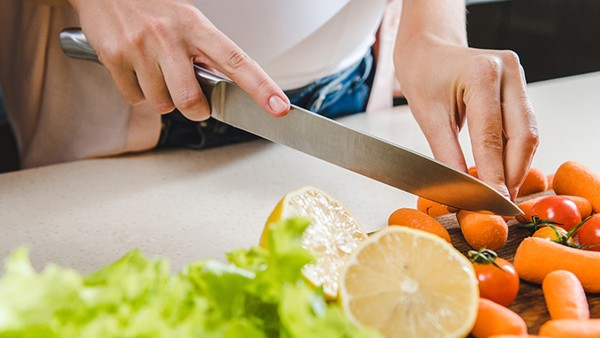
539;319;600;338
416;197;453;218
546;173;554;191
513;237;600;293
470;298;528;338
388;208;451;242
518;167;548;197
488;336;549;338
517;195;592;222
553;160;600;213
456;211;508;251
542;270;590;320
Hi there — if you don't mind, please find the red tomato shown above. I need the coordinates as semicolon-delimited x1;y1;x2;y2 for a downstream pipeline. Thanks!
472;256;520;307
577;214;600;252
530;195;582;231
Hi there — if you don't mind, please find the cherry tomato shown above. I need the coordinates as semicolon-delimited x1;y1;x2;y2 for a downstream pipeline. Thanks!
469;250;520;307
577;214;600;252
533;225;574;244
530;195;582;231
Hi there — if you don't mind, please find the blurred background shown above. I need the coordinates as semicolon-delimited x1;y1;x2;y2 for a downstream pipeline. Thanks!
1;0;599;173
466;0;600;82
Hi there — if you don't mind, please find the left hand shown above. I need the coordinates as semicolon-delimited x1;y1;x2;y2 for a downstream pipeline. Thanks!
394;36;539;201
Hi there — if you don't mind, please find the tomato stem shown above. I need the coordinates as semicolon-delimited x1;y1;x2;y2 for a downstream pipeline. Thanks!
467;248;505;271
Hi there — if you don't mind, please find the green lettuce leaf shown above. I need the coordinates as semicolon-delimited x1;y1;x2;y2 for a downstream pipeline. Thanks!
0;217;380;338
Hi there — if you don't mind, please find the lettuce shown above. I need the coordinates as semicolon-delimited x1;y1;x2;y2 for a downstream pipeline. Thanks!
0;217;380;337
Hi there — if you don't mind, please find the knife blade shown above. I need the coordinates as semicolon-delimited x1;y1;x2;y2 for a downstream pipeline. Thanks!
59;28;522;216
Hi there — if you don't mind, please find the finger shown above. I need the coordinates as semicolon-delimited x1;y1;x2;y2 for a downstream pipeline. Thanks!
105;63;146;105
134;58;176;114
191;24;289;117
160;53;210;121
412;104;468;173
498;51;540;199
464;56;510;198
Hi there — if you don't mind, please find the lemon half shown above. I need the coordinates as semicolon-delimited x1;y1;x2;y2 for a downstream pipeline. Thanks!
261;186;367;299
339;227;478;338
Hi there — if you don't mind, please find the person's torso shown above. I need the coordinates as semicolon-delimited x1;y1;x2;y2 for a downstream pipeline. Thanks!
195;0;386;89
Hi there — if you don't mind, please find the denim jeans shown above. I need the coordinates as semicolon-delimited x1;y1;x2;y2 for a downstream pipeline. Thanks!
157;50;375;149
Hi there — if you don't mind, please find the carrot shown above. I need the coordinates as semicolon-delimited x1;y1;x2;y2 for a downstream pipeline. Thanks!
488;336;549;338
517;195;592;222
517;167;548;197
538;319;600;338
517;196;545;222
470;298;528;338
553;160;600;213
416;197;453;217
546;173;554;191
387;208;451;242
513;237;600;293
468;165;479;178
542;270;590;320
456;211;508;251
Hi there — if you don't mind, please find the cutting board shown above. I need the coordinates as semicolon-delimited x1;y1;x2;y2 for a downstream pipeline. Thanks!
436;192;600;334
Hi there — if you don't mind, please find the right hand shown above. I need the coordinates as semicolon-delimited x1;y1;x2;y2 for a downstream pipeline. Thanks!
68;0;290;120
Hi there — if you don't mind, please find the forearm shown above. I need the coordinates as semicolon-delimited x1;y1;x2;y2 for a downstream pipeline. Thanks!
396;0;467;47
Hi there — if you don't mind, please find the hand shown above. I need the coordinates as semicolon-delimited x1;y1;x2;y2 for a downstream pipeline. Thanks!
394;37;539;200
68;0;290;120
393;0;539;201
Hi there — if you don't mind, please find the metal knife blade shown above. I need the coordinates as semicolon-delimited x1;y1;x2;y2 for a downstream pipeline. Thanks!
59;28;522;216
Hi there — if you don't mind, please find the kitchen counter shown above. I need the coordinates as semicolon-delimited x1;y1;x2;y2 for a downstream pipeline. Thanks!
1;72;600;277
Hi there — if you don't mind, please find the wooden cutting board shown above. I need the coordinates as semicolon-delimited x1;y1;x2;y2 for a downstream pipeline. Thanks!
436;193;600;334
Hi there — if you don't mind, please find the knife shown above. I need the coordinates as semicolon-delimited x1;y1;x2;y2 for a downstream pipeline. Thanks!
59;28;522;216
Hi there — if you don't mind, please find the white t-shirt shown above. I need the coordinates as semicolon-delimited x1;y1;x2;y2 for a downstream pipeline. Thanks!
196;0;387;89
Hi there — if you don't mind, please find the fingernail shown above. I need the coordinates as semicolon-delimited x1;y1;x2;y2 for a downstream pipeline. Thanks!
268;95;288;115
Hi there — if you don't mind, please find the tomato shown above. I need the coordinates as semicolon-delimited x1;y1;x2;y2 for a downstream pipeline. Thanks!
468;249;520;307
530;195;582;231
533;226;574;245
577;214;600;252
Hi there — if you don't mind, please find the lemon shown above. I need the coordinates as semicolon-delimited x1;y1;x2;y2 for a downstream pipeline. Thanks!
261;186;368;299
339;227;478;338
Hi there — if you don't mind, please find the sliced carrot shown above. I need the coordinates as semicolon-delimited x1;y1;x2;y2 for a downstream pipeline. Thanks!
456;211;508;251
387;207;451;242
470;298;528;338
513;237;600;293
416;197;453;217
539;319;600;338
542;270;590;320
553;160;600;213
518;167;548;197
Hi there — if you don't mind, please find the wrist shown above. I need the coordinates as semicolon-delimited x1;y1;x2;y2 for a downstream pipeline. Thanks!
396;0;468;48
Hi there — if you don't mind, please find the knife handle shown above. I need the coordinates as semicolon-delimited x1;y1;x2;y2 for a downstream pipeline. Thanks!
58;28;222;104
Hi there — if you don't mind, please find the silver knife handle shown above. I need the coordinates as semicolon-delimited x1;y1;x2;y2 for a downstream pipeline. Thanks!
58;28;223;103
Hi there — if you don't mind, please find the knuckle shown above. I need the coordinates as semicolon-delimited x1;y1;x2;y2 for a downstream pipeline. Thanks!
225;49;251;73
522;126;540;148
96;43;126;66
480;130;504;152
499;50;521;69
174;90;204;111
471;55;502;84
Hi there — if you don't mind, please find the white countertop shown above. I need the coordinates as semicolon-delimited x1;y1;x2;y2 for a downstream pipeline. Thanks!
1;72;599;274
